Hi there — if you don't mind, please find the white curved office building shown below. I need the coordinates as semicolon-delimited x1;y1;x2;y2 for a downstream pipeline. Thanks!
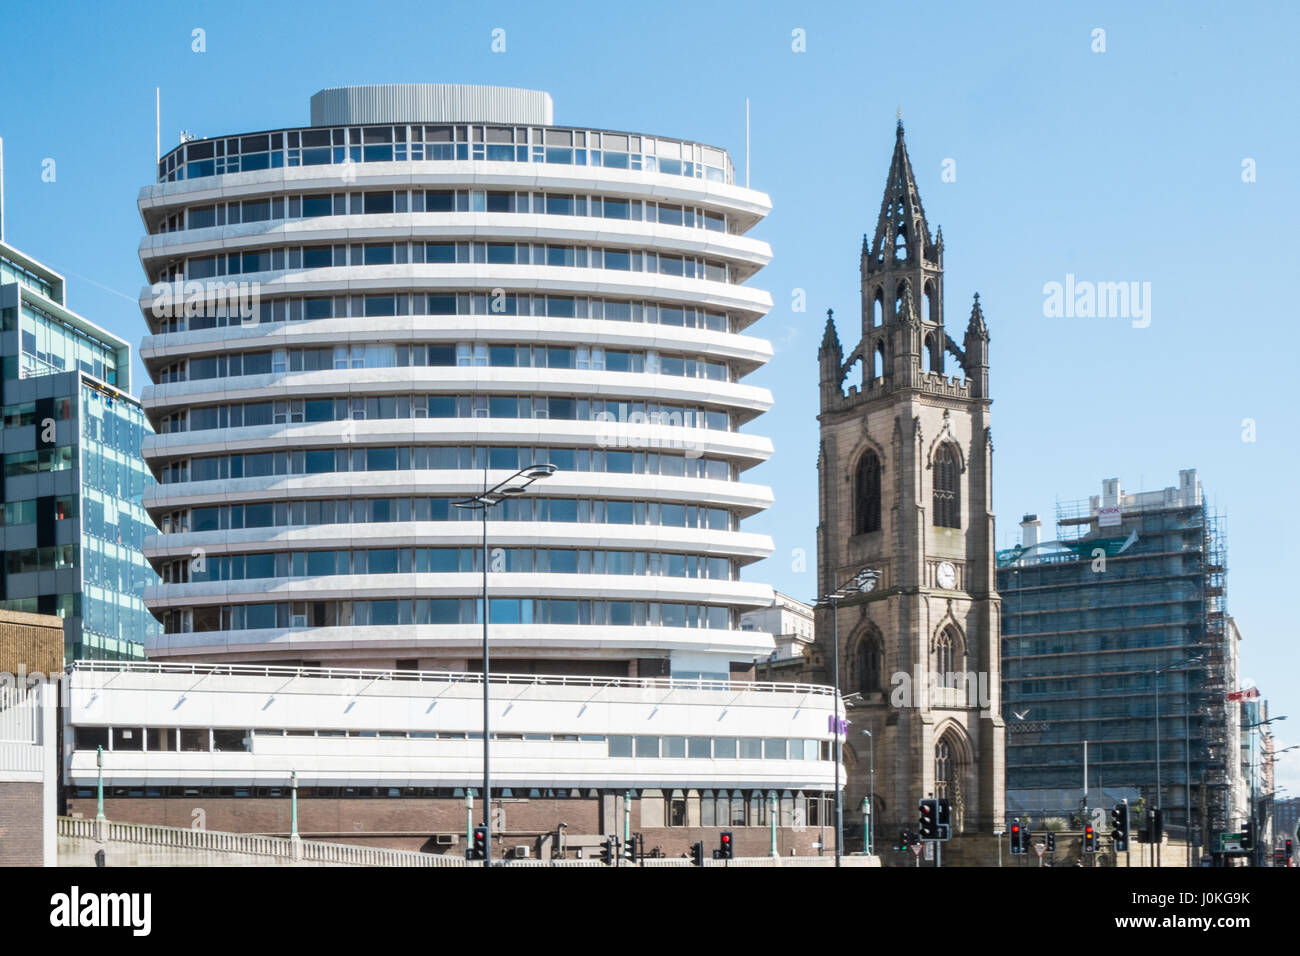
136;85;778;680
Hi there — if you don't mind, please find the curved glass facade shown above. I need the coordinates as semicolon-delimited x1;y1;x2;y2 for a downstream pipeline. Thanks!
157;123;733;186
138;87;775;677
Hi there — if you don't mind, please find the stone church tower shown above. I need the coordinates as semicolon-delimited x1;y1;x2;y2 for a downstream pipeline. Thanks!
814;122;1004;848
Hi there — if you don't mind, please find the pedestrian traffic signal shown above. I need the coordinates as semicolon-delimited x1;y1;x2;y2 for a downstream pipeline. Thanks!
1241;819;1254;850
1111;803;1129;852
1286;840;1294;861
1150;808;1163;843
1010;822;1024;854
918;798;938;839
601;835;617;865
1046;831;1056;853
936;799;952;841
469;825;487;860
690;841;704;866
719;831;734;860
1084;825;1096;853
623;835;637;862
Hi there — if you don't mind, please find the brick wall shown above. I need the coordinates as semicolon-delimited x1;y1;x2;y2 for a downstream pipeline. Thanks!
0;609;64;676
0;781;44;866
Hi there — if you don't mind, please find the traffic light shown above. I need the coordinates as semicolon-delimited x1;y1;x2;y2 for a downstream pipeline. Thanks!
690;841;704;866
1111;803;1129;852
623;835;637;863
1286;840;1294;862
601;835;617;865
718;831;734;860
469;825;487;860
1241;819;1254;850
1046;831;1056;853
1083;825;1096;853
918;798;938;840
1010;821;1023;854
936;799;952;841
1150;809;1163;843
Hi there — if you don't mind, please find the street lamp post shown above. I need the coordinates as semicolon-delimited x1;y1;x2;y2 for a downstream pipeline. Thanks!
454;462;556;868
1153;655;1201;867
818;568;879;868
95;744;105;843
862;729;875;856
1244;714;1286;868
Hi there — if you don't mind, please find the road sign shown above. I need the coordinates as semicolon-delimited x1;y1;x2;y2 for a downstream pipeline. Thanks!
1217;833;1243;853
911;843;923;857
1034;843;1045;858
924;841;934;861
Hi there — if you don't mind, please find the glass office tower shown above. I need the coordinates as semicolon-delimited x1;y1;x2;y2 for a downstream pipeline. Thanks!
0;240;159;660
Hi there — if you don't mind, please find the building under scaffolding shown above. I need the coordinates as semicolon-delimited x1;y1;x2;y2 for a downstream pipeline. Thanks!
998;470;1243;855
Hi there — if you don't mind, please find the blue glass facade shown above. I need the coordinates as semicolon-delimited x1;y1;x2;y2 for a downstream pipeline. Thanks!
0;240;159;661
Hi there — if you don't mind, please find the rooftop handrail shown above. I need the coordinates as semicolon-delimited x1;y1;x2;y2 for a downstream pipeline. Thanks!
68;659;834;697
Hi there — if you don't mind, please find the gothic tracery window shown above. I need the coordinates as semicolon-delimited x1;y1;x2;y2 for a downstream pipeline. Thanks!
934;626;965;688
935;740;951;801
933;443;961;528
936;629;954;686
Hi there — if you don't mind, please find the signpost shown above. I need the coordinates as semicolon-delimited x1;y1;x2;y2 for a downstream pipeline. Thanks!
1034;842;1046;866
911;843;923;867
1217;832;1243;854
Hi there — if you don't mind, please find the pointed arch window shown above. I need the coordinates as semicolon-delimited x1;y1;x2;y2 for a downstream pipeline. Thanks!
935;626;965;688
936;629;954;686
857;636;881;695
933;443;961;528
924;332;942;374
854;450;882;535
935;739;952;800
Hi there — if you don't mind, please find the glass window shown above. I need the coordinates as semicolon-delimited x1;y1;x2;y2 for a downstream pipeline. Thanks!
688;737;711;758
609;735;633;758
662;736;686;759
740;738;762;759
634;736;659;758
112;727;144;751
213;729;250;752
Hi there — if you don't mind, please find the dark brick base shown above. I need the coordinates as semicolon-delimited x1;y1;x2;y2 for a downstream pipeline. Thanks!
66;797;833;858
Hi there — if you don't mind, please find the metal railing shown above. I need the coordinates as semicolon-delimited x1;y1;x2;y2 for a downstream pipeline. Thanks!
58;817;451;867
68;659;834;698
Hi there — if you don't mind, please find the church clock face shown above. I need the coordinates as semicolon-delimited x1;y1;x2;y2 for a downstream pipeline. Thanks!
937;562;957;590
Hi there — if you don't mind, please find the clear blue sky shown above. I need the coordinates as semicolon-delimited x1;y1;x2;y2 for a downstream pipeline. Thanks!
2;0;1296;794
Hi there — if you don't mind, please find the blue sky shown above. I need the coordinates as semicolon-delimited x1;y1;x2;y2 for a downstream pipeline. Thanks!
2;0;1296;794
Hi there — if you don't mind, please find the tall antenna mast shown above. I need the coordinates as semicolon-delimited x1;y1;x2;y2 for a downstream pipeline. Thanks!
0;135;6;242
155;88;161;164
744;98;750;189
